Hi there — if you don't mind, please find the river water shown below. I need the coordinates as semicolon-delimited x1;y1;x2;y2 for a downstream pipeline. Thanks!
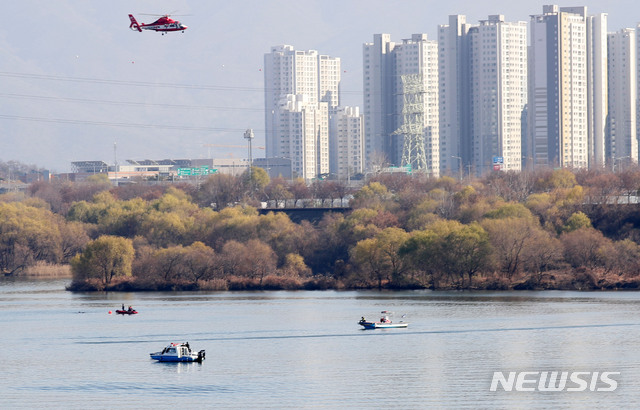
2;279;640;409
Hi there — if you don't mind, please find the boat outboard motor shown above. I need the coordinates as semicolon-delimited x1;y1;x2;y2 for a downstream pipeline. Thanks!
198;350;206;361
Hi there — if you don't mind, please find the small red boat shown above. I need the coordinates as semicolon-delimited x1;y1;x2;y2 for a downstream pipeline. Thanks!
116;309;138;315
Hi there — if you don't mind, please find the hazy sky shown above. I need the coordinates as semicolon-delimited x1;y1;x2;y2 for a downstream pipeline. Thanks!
1;0;637;172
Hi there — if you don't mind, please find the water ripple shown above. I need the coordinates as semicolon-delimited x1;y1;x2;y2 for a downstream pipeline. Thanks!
73;322;640;344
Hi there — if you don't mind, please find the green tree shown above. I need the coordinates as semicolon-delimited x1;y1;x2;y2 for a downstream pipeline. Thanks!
138;190;199;246
86;173;112;186
399;229;441;288
440;222;491;287
199;206;260;249
0;201;63;275
243;166;270;194
563;211;592;233
350;227;410;289
536;168;577;191
402;220;491;288
484;203;535;221
350;182;391;209
279;253;311;277
71;235;134;285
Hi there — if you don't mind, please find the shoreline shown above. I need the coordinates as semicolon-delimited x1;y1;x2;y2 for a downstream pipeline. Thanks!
62;270;640;292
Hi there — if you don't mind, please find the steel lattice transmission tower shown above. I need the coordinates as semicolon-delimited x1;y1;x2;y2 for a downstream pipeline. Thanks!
393;74;427;172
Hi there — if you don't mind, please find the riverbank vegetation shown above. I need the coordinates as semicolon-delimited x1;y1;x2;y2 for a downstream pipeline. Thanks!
3;167;640;291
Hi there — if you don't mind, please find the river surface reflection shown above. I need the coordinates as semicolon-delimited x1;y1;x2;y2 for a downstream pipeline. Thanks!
2;279;640;408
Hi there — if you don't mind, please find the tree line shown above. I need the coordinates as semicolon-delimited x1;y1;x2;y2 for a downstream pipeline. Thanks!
3;166;640;291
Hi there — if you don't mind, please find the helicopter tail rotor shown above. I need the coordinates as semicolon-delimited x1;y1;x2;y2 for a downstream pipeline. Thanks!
128;14;142;32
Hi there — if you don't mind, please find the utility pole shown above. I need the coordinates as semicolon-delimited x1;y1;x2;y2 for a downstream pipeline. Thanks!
113;142;118;186
452;156;463;181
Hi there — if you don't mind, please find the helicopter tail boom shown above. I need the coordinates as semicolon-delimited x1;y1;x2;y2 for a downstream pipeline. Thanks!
128;14;142;32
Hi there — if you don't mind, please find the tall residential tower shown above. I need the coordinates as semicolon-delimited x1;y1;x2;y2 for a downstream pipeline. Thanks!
469;15;528;174
607;28;637;165
438;15;473;177
363;34;439;175
528;5;607;170
264;45;341;179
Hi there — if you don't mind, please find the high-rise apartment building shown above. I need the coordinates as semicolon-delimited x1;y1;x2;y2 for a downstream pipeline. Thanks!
330;106;364;179
276;94;329;179
529;5;593;169
607;28;637;164
363;34;395;170
636;25;640;157
468;15;528;174
363;34;439;175
438;15;474;177
586;13;609;167
264;45;340;179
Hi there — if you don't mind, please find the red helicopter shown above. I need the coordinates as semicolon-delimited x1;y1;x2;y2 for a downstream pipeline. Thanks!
128;14;188;34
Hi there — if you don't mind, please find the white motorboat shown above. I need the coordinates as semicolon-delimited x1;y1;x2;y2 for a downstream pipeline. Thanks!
358;311;408;329
150;342;205;362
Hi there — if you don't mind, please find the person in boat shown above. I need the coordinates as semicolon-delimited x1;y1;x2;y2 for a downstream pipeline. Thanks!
360;316;366;322
121;303;125;310
128;306;133;312
185;342;190;350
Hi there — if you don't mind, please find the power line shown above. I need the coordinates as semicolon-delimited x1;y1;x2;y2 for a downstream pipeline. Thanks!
0;71;363;95
0;71;262;92
0;114;265;133
0;93;263;112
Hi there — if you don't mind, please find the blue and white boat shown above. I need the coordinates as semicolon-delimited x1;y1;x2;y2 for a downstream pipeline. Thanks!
150;342;205;362
358;311;408;329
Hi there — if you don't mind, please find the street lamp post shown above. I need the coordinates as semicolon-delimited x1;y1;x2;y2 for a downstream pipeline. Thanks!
613;156;630;173
244;129;254;182
451;156;463;181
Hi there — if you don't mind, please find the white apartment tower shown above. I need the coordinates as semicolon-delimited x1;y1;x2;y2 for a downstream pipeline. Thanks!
363;34;396;169
636;26;640;155
529;5;590;169
586;13;608;167
607;28;637;165
469;15;528;174
264;45;340;179
330;107;364;179
438;15;474;177
393;34;440;175
363;34;439;174
277;95;330;179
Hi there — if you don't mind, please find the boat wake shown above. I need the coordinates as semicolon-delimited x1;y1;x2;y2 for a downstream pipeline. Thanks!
73;322;640;344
